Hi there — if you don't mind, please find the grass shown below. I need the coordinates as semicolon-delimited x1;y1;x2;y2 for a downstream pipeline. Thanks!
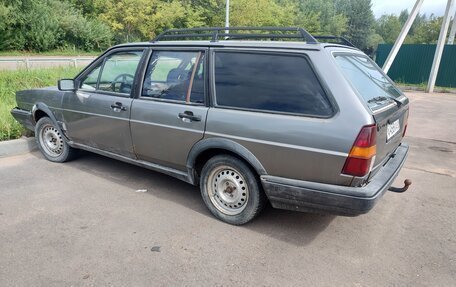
0;66;81;141
395;81;456;93
0;49;101;57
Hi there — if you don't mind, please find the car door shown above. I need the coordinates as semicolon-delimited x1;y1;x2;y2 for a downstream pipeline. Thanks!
62;48;145;158
130;48;208;171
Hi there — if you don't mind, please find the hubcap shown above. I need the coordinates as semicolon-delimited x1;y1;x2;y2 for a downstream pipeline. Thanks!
39;124;64;157
207;165;249;215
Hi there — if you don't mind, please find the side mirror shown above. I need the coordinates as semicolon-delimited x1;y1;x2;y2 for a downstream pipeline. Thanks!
58;79;75;91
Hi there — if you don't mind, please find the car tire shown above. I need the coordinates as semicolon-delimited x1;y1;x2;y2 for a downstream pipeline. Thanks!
35;117;77;163
200;155;267;225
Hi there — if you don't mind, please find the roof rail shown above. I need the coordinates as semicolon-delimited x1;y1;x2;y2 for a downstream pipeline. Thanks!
313;36;355;47
151;27;318;44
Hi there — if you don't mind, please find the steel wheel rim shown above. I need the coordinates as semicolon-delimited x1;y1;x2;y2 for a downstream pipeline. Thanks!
39;124;64;157
207;165;249;215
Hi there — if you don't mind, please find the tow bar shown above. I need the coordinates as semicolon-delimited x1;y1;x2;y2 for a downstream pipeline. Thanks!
388;179;412;193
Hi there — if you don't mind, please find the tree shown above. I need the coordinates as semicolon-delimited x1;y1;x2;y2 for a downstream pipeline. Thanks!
398;9;429;38
408;14;443;44
228;0;295;27
367;33;384;51
398;9;409;26
326;14;348;36
66;0;104;18
294;0;348;36
0;0;112;51
0;2;23;50
335;0;375;50
375;14;401;44
97;0;205;42
183;0;226;27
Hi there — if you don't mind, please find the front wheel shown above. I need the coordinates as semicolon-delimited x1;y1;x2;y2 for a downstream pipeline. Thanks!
200;155;267;225
35;117;77;163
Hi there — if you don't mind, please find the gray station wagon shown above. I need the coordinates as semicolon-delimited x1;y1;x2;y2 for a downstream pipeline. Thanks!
11;27;411;225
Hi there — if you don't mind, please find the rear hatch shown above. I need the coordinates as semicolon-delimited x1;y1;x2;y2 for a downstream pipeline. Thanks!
333;53;409;176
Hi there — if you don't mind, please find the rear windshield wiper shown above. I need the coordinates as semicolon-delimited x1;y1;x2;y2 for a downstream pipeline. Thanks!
343;57;404;107
367;96;403;106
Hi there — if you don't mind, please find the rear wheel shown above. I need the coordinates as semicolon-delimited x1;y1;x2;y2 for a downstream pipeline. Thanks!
35;117;77;162
200;155;266;225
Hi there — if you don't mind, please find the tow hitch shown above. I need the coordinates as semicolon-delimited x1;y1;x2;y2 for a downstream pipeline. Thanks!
388;179;412;193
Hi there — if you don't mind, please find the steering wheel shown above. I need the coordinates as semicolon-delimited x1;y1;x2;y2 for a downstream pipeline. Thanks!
111;73;134;93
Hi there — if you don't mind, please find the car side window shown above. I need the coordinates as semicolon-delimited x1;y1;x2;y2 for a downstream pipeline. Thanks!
80;50;143;95
142;51;205;104
80;66;101;91
214;52;333;117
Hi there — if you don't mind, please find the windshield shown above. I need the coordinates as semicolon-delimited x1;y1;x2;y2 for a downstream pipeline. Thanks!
334;54;403;110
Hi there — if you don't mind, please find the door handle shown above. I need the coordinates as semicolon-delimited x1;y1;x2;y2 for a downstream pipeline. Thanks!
178;111;201;122
110;102;127;111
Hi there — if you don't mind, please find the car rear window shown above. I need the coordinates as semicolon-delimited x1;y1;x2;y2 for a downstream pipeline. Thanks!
334;54;403;110
214;52;333;117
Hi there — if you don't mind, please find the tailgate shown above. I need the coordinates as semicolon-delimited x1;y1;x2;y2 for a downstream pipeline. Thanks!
332;52;410;178
371;102;409;176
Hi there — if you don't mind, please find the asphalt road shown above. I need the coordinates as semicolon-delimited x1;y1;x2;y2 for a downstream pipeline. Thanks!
1;92;455;286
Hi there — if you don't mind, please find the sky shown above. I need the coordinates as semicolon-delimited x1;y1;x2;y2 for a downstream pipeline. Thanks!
371;0;454;18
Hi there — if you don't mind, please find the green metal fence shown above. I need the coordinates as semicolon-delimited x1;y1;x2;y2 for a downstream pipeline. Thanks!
375;44;456;88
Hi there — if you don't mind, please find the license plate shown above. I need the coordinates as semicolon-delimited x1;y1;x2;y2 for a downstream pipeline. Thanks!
387;119;400;141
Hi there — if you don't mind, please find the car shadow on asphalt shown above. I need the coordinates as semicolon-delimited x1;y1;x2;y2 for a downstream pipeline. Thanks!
37;150;335;246
246;206;335;246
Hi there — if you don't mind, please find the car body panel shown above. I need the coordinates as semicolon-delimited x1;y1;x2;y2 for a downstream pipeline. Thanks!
61;90;135;158
325;47;411;180
262;143;409;215
204;108;351;185
16;88;65;122
369;103;409;179
11;39;410;217
130;100;208;170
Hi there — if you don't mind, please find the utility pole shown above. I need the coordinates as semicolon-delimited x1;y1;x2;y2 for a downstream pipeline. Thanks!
448;10;456;44
383;0;424;74
225;0;230;34
426;0;455;92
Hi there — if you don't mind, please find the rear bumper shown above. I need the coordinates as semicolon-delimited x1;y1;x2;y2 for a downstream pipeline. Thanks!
11;108;34;131
261;143;409;216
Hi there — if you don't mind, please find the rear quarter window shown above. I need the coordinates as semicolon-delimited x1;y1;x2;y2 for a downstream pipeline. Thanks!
214;52;333;117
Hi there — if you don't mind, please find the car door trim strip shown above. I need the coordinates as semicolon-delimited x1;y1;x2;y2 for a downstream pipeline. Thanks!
205;131;348;157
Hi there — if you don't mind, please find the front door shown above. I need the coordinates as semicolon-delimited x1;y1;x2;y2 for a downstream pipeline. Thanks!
130;49;208;170
62;49;144;158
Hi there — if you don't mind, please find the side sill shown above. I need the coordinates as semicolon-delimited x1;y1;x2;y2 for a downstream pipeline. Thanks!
68;142;192;184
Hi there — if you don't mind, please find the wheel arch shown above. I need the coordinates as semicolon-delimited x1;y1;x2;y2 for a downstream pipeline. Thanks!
186;138;267;185
31;102;67;140
32;102;57;124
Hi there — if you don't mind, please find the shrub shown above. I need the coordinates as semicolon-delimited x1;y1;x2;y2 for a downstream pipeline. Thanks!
0;0;112;52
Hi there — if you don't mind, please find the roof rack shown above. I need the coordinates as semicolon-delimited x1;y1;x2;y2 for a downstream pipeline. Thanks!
151;27;318;44
313;36;355;47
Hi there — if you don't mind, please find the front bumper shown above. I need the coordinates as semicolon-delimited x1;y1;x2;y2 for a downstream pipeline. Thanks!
11;108;34;131
261;143;409;216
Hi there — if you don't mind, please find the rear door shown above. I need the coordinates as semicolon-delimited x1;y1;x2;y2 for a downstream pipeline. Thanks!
62;48;145;158
130;48;208;170
333;53;409;170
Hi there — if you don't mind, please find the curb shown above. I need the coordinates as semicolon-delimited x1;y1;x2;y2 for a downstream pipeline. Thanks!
0;137;37;158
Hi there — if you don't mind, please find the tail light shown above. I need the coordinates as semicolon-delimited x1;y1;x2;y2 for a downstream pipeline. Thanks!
342;124;377;177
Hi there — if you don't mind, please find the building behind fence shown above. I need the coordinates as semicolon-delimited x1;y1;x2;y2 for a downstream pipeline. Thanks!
376;44;456;88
